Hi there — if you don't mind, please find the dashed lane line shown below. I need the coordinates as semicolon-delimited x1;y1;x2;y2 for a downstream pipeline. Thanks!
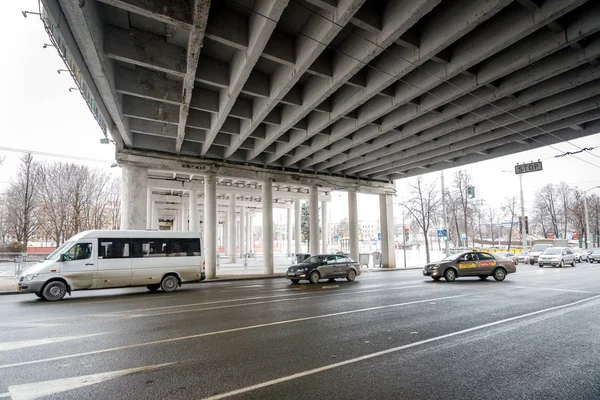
0;293;469;370
0;333;108;352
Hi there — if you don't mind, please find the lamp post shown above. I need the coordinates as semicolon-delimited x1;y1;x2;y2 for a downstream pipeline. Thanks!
440;171;450;257
502;170;527;251
584;186;600;249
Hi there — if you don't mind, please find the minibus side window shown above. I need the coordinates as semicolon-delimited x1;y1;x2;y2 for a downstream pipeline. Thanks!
132;239;168;257
99;239;130;259
168;239;201;256
63;243;93;261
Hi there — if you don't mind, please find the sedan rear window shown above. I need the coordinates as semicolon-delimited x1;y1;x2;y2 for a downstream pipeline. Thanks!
543;248;562;255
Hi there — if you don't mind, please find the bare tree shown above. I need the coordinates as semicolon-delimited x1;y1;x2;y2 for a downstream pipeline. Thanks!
536;184;560;237
570;189;587;247
452;170;474;247
4;153;40;249
404;176;439;263
0;192;8;243
502;196;518;250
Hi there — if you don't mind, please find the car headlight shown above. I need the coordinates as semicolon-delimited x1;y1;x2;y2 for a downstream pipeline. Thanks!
25;274;39;281
431;265;439;270
297;267;306;271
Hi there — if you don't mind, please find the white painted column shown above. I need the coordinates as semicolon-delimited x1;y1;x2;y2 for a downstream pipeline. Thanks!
146;185;152;229
348;189;359;262
309;185;319;255
247;212;253;253
228;195;237;262
263;181;274;274
181;201;188;232
189;189;198;232
287;207;293;257
204;173;217;279
379;194;396;268
177;209;182;231
223;214;228;256
321;200;329;254
152;201;159;229
239;206;246;257
120;163;148;230
294;199;301;254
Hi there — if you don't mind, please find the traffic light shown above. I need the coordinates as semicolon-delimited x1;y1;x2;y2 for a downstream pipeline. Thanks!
467;186;475;199
519;216;523;233
442;229;448;240
405;227;410;242
525;216;529;234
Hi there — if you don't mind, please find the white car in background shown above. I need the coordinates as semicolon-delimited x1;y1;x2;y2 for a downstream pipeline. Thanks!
496;251;519;265
572;247;588;262
516;251;530;264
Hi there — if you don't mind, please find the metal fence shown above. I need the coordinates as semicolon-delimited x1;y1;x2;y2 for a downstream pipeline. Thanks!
0;253;51;277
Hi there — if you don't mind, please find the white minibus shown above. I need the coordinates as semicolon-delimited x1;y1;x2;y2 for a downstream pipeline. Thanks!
17;230;205;301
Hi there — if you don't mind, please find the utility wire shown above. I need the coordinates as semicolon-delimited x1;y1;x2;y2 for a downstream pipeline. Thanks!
0;146;114;164
226;0;600;172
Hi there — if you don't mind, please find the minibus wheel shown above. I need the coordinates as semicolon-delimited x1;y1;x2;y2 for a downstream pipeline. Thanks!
41;280;67;301
161;275;179;292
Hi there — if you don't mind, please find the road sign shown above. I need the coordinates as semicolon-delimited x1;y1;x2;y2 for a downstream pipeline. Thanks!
437;229;444;238
515;161;543;175
333;235;339;242
461;233;466;241
377;232;381;241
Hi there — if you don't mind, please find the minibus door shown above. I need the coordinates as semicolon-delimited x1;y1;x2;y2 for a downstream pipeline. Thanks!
97;238;132;288
59;242;96;289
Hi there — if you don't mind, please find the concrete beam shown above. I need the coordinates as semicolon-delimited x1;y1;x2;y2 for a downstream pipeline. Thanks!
175;0;211;152
224;0;368;159
114;66;182;105
283;0;513;168
299;0;590;170
255;0;444;164
96;0;193;29
201;1;288;155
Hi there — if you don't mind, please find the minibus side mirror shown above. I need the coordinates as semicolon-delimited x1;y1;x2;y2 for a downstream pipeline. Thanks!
59;254;65;262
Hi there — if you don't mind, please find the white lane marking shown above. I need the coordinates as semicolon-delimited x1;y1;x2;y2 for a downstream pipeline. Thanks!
0;293;468;370
7;363;173;400
322;285;339;289
0;333;108;352
201;294;600;400
226;284;264;289
514;286;598;294
2;322;64;329
65;295;170;305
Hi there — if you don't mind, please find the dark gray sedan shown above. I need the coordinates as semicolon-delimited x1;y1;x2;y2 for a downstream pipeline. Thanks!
286;254;361;284
423;251;517;282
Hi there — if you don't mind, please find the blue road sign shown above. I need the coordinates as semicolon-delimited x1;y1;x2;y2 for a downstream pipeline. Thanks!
377;232;381;241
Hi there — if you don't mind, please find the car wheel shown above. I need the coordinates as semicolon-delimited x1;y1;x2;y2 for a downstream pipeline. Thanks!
530;260;534;265
290;279;300;284
309;271;320;284
479;276;488;280
539;264;543;268
328;278;336;282
346;269;356;282
432;276;441;281
578;256;582;263
160;275;179;292
41;281;67;302
493;268;507;282
444;269;456;282
147;284;160;292
572;260;576;267
559;260;564;268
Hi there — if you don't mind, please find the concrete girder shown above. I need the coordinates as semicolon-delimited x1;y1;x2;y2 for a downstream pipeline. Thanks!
366;96;600;177
333;64;600;174
116;150;395;194
175;0;211;153
56;0;132;147
251;0;444;163
148;183;332;201
114;66;183;105
328;26;600;174
154;198;293;209
201;1;289;155
298;0;591;170
223;0;368;159
389;120;600;180
96;0;194;29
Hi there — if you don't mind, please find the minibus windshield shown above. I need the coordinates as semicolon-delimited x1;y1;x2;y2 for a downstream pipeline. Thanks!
46;241;74;260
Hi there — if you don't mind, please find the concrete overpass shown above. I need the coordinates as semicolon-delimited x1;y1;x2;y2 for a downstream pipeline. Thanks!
36;0;600;277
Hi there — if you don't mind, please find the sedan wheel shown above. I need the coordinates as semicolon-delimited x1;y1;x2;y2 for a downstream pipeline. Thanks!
444;269;456;282
493;268;506;282
559;260;564;268
578;256;582;263
571;260;576;267
309;271;320;284
346;269;356;282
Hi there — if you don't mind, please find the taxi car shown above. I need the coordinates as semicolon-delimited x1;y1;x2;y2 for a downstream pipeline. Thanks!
286;254;360;284
423;250;516;282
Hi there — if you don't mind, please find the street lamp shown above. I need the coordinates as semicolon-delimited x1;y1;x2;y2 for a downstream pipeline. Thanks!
584;186;600;249
502;170;527;251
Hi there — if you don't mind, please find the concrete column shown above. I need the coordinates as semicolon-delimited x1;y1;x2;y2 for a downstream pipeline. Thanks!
189;189;198;232
151;201;158;230
181;201;188;232
379;194;396;268
294;199;301;254
120;163;148;230
239;206;246;257
228;195;237;262
321;200;329;254
287;207;293;256
146;185;152;229
247;212;253;253
309;186;319;255
176;209;182;231
204;173;217;279
348;189;359;262
263;181;274;274
223;214;228;255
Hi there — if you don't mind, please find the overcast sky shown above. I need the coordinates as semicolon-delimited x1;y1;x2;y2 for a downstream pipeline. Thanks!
2;0;600;227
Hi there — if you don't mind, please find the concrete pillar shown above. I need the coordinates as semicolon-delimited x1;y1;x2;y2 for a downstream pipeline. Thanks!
151;201;158;230
228;195;236;262
263;181;274;274
287;207;293;256
294;199;301;254
247;212;253;253
177;209;182;231
348;189;359;262
181;201;188;232
189;189;198;232
120;163;148;230
309;185;319;255
240;206;246;257
146;185;152;229
204;172;217;279
379;194;396;268
321;200;329;254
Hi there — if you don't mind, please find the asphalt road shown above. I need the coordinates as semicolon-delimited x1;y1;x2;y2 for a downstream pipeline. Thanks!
1;263;600;400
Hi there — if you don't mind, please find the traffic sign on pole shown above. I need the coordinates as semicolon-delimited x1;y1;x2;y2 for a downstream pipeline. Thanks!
515;161;543;175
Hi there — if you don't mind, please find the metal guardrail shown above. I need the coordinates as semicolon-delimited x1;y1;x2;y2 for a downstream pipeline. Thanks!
0;253;51;277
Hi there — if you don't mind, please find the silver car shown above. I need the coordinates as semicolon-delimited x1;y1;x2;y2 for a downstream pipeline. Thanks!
496;251;519;265
516;251;530;264
538;247;576;268
571;247;588;263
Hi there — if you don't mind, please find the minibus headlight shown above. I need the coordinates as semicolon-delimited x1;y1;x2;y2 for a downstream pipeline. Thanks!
25;274;39;281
